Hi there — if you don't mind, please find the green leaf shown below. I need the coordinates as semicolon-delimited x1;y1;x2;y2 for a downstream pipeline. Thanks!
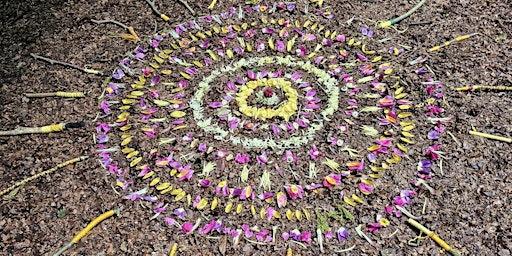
57;207;67;218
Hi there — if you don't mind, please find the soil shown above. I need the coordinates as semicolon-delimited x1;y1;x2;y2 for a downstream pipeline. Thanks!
1;1;511;255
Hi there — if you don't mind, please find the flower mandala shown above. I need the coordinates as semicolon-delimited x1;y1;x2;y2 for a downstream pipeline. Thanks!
96;3;446;251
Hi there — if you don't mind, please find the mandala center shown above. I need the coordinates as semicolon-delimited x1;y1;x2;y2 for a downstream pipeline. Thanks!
236;78;298;121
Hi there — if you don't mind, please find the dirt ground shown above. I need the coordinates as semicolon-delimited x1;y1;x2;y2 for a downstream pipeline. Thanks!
1;0;511;255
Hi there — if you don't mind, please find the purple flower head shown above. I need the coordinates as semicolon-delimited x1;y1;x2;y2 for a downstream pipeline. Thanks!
99;100;110;114
285;185;303;200
216;149;227;159
112;68;125;80
209;101;223;108
181;222;194;234
235;153;250;164
164;217;175;226
301;231;312;244
309;145;322;160
323;173;341;187
198;143;207;152
198;179;211;187
257;152;269;164
282;151;297;163
290;229;301;240
272;124;281;135
228;118;240;130
362;27;374;37
428;130;440;140
337;227;349;242
174;208;186;219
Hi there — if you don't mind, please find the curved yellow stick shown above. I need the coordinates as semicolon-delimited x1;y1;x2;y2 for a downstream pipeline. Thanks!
53;209;119;256
71;209;119;243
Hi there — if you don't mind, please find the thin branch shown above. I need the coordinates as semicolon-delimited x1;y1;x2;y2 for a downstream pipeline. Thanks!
145;0;163;17
25;92;85;98
91;19;139;42
0;156;88;196
0;122;85;136
30;54;103;75
176;0;195;15
91;19;130;30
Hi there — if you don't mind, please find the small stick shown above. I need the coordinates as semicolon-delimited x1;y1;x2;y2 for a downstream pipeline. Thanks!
377;0;426;29
25;92;85;98
208;0;217;10
355;224;377;247
456;85;512;91
408;21;432;26
469;127;512;143
429;33;479;52
145;0;170;21
396;205;420;220
0;156;88;196
176;0;195;15
90;19;139;42
30;54;102;75
53;209;120;256
0;122;85;136
407;218;461;256
334;245;356;252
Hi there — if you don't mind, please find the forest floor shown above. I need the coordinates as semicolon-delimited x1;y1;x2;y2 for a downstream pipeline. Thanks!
1;0;511;255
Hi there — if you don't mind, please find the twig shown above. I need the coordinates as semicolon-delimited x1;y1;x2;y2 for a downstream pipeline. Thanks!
244;238;267;245
30;54;102;75
144;0;170;21
456;84;512;91
0;156;88;196
408;21;432;26
334;245;356;253
407;218;461;256
429;33;479;52
208;0;217;10
396;205;420;220
53;209;120;256
422;198;428;214
388;229;399;238
377;0;426;29
25;92;85;98
175;0;195;15
469;127;512;143
90;19;139;42
355;224;377;247
91;19;129;30
0;122;84;136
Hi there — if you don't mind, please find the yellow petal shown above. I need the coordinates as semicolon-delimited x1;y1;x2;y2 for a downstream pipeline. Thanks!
153;100;170;106
197;198;208;210
295;210;302;221
156;182;171;190
343;196;355;206
170;188;182;196
160;187;173;194
303;209;311;221
174;191;186;201
251;204;256;216
170;111;186;118
225;201;233;213
126;150;139;159
211;197;218;210
286;209;294;220
352;194;364;203
130;157;142;167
